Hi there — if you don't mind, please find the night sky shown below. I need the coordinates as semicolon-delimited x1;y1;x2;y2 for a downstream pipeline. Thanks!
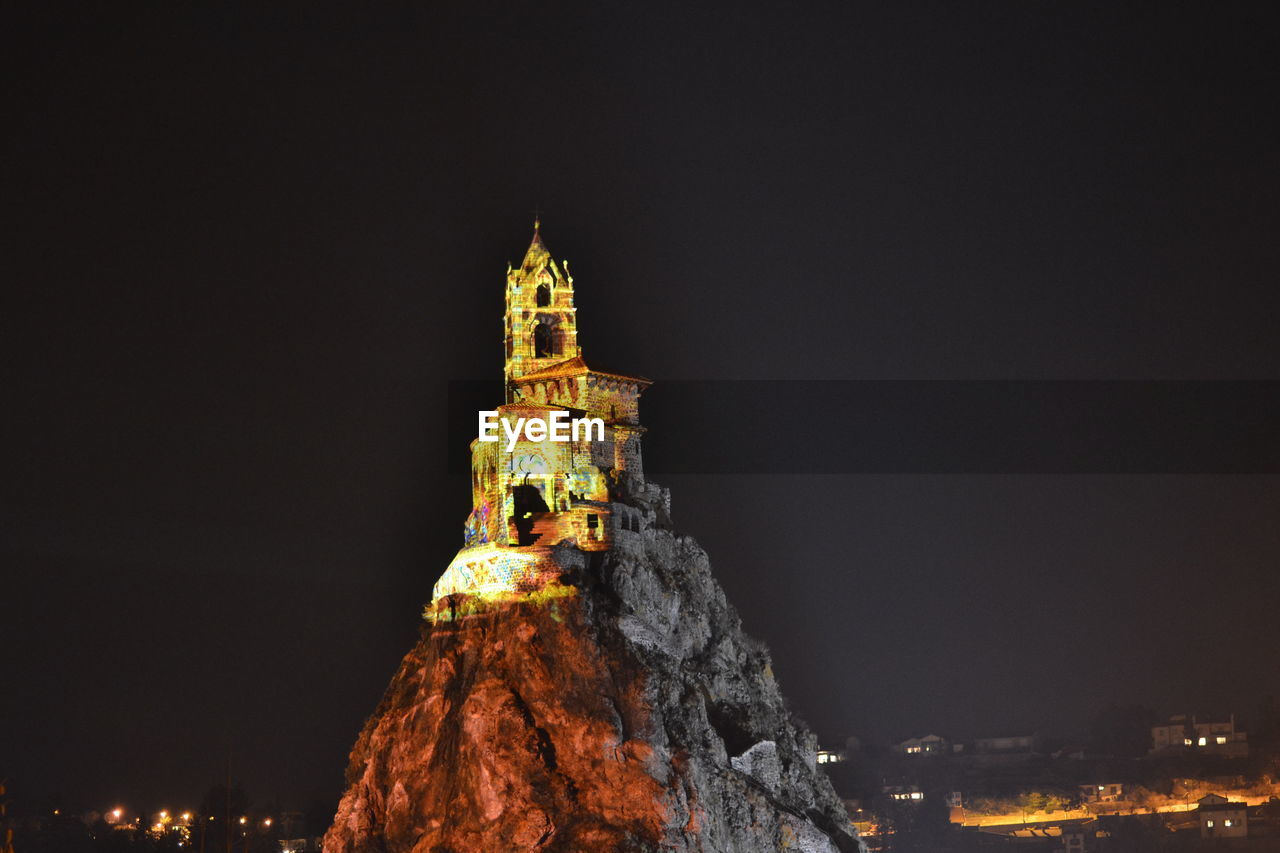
4;3;1279;813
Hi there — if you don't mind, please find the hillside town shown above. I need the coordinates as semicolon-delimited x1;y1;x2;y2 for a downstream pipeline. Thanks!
8;701;1280;853
822;699;1280;850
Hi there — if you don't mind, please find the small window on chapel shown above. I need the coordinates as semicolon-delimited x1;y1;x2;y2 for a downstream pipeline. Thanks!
586;514;598;528
536;283;551;307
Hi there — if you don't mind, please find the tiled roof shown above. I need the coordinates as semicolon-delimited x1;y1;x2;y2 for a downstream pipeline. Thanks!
517;357;588;380
517;356;650;385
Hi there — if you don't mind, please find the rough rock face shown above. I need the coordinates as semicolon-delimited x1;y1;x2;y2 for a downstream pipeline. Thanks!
325;480;862;852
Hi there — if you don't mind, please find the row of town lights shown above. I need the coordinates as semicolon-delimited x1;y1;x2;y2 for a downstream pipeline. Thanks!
106;808;272;827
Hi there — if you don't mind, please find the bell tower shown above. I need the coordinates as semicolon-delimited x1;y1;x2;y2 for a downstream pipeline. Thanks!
504;219;580;401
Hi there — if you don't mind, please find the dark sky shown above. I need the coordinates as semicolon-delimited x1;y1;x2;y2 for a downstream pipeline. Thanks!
4;2;1279;813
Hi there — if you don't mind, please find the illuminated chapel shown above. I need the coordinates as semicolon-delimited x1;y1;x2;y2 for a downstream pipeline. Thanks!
430;222;651;604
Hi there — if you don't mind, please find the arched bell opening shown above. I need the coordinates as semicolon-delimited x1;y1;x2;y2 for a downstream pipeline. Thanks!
533;323;555;358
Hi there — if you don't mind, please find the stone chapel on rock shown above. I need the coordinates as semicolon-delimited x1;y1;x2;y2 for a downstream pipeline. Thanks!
430;222;651;603
327;223;861;853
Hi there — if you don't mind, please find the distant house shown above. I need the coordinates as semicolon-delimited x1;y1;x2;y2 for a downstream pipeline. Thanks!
883;785;924;802
1059;820;1100;853
278;840;322;853
817;735;863;766
896;734;947;755
1078;783;1124;804
1198;793;1248;839
973;733;1039;754
1151;714;1248;757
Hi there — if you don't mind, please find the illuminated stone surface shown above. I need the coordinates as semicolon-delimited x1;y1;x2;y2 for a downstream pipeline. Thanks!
432;222;650;604
323;226;861;852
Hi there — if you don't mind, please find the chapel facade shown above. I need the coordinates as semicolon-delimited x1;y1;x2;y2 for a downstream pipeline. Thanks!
430;223;650;603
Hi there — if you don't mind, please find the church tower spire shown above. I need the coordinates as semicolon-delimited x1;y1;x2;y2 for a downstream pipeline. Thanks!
504;220;580;400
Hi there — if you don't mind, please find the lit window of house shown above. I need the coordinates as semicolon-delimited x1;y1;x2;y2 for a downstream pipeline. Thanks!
1184;738;1193;746
1198;737;1207;746
1224;820;1234;827
1216;736;1227;745
1206;820;1215;828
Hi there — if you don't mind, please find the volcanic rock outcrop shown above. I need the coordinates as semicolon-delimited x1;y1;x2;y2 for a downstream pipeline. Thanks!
325;478;861;853
325;225;860;852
